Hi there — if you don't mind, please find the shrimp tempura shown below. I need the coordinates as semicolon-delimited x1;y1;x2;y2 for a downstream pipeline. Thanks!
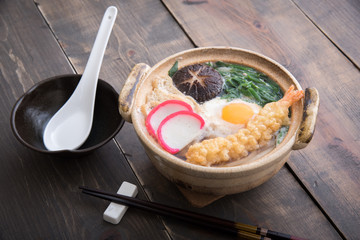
185;85;304;166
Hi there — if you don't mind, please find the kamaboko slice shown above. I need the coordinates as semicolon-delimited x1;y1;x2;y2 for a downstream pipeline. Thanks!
157;111;205;154
145;100;193;138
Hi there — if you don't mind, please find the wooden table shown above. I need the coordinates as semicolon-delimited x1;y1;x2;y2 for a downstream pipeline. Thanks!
1;0;359;239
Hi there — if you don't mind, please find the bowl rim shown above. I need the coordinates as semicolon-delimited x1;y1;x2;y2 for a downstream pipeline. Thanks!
131;46;303;175
10;74;124;155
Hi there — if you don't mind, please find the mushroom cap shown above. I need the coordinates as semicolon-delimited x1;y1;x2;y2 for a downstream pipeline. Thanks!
172;64;223;103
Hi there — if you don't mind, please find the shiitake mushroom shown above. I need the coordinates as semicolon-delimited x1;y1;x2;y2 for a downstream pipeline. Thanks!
172;64;223;103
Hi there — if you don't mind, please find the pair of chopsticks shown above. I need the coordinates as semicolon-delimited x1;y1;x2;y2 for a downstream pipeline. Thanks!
80;186;307;240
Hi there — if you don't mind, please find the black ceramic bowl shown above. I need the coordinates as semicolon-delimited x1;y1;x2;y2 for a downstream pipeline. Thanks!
11;74;124;157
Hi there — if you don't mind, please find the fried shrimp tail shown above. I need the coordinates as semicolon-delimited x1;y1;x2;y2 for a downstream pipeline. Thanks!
280;85;304;107
185;85;304;166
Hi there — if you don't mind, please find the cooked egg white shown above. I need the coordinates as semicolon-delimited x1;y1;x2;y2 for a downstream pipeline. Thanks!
198;98;262;138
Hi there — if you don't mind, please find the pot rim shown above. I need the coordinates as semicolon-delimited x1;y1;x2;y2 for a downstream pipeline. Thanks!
131;46;303;175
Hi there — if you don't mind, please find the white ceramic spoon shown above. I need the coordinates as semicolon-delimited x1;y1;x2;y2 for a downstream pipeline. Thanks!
43;6;117;151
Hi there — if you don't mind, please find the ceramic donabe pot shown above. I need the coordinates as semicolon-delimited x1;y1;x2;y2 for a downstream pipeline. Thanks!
119;47;319;195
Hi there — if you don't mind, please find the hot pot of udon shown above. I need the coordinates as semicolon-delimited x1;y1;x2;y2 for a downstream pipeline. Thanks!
119;47;319;195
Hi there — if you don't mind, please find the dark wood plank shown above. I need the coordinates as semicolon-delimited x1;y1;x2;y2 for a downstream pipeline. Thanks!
162;0;360;239
0;0;169;239
293;0;360;68
35;0;345;240
36;0;194;92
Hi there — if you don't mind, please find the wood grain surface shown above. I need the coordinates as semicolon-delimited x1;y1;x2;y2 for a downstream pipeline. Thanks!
1;0;358;239
293;0;360;68
0;1;169;239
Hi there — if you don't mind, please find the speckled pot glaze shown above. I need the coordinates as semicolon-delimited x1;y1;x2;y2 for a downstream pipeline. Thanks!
119;47;319;195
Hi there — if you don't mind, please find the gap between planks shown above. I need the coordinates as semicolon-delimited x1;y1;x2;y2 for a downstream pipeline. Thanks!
32;0;77;73
290;0;360;72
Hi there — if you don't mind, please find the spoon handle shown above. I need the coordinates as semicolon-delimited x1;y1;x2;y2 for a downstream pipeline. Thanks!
78;6;117;94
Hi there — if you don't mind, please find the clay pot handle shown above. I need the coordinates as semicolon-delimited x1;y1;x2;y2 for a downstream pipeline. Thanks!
293;87;320;150
118;63;151;123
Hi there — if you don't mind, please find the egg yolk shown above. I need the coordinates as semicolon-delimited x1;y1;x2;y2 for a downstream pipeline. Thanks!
222;103;254;124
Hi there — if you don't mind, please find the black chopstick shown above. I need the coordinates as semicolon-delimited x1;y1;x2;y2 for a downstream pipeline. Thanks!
79;186;307;240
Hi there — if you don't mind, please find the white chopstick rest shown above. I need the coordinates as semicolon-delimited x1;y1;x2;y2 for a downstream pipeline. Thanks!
103;181;138;224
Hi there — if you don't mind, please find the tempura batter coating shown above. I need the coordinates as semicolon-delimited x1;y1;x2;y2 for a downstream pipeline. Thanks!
185;85;304;166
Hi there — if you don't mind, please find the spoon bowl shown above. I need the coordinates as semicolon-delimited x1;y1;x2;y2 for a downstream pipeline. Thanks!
11;74;124;157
